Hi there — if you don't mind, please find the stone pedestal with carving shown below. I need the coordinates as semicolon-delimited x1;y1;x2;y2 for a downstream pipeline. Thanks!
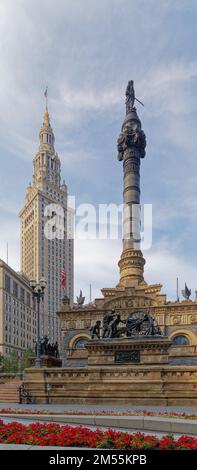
23;362;197;405
86;337;171;366
23;332;197;406
29;355;62;368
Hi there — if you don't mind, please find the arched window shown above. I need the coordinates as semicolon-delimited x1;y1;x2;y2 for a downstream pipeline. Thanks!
74;338;87;349
172;335;189;346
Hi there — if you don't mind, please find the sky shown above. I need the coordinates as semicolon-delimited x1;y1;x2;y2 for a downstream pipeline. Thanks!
0;0;197;302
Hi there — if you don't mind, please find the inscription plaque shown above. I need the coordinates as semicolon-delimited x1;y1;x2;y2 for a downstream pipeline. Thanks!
115;350;140;363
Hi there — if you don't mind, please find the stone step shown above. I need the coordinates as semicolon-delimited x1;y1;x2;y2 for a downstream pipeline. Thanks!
0;380;21;403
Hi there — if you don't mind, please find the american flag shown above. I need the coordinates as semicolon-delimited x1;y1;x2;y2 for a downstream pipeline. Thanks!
61;269;66;289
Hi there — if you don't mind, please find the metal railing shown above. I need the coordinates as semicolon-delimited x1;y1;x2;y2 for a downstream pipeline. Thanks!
19;383;34;404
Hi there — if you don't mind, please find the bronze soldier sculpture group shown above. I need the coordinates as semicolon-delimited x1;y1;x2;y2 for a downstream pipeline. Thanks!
35;336;60;358
90;310;162;340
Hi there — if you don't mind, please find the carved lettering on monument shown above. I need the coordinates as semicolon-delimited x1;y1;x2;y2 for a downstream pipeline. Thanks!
115;350;140;363
103;296;155;310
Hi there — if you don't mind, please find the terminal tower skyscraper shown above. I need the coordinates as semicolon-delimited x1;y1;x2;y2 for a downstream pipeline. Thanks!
19;105;74;343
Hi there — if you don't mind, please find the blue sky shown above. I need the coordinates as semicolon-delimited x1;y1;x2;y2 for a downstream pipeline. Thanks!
0;0;197;302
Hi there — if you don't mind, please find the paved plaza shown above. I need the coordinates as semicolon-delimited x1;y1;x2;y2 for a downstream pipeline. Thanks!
0;403;196;413
1;403;197;450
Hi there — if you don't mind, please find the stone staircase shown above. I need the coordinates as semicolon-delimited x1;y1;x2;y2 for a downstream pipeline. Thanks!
0;378;22;403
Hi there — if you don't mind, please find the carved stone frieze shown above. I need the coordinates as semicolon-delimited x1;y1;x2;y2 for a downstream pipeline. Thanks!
190;315;197;324
171;316;182;325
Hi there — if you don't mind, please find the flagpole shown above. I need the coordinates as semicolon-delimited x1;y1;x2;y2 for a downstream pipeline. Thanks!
90;284;92;303
176;277;179;302
44;86;48;109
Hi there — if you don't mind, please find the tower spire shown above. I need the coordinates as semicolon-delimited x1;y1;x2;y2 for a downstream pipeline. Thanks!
117;80;146;287
39;98;55;152
31;94;61;191
43;86;50;128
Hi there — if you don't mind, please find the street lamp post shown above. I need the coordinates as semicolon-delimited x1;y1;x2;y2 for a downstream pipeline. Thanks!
30;278;46;368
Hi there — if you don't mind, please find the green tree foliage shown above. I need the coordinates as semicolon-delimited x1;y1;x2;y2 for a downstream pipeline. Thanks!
1;348;34;373
1;351;19;373
20;348;34;370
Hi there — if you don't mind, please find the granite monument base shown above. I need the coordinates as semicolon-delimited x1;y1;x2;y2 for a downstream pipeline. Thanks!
22;364;197;405
29;355;62;368
86;337;171;366
23;337;197;405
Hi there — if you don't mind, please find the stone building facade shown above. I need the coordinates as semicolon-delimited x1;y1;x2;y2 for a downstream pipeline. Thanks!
0;259;37;356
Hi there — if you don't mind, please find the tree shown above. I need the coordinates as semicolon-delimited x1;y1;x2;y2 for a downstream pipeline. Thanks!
1;348;34;374
2;351;19;373
20;348;34;370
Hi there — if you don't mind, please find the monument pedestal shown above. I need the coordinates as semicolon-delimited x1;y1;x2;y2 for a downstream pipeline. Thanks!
29;355;62;368
23;336;197;406
86;337;171;366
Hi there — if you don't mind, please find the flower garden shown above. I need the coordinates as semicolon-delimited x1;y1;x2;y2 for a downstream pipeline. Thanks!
0;408;197;419
0;421;197;449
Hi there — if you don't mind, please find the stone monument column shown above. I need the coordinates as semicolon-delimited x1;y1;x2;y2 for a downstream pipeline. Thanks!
117;81;146;287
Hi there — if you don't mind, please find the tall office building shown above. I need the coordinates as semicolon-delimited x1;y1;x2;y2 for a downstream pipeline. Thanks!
0;259;37;356
19;106;74;343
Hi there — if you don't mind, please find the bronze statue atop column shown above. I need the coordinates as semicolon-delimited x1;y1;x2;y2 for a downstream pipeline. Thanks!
117;80;146;286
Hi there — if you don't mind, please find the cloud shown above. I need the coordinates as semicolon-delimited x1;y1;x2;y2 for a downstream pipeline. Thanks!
143;62;197;89
0;217;20;271
145;246;197;301
60;88;120;112
0;0;197;304
74;236;197;302
138;61;197;118
74;238;120;300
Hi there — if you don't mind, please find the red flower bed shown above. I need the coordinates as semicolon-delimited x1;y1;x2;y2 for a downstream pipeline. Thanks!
0;421;196;449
